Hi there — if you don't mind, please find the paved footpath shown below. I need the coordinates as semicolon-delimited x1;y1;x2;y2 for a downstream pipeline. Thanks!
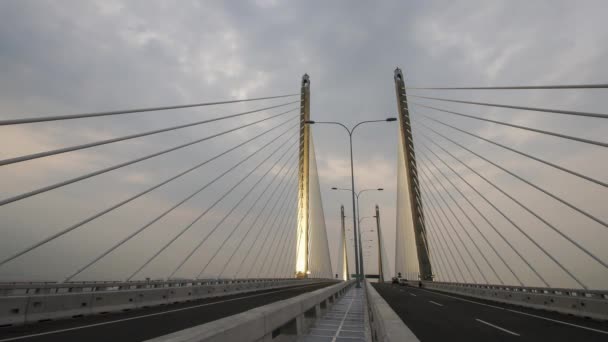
299;286;370;341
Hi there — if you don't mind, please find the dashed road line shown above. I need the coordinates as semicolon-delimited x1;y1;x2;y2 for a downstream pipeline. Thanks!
476;318;520;336
414;287;608;335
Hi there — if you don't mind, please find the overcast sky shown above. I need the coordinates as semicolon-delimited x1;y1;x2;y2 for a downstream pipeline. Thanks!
0;0;606;289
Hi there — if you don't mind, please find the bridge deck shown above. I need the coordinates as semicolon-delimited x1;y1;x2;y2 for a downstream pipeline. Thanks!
0;282;333;342
299;286;369;341
373;283;608;342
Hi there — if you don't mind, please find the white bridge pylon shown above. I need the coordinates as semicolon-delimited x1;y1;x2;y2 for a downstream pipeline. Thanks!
295;74;333;279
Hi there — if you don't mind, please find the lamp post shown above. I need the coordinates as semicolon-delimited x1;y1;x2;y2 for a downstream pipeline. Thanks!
374;205;384;283
306;118;395;287
331;187;384;284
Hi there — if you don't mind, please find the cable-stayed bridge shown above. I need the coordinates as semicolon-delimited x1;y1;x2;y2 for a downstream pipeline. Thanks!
0;70;606;341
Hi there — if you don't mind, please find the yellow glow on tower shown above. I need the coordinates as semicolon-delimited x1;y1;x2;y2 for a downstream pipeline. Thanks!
295;74;310;278
295;196;308;276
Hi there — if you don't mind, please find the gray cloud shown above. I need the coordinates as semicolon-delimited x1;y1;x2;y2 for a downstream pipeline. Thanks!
0;0;606;288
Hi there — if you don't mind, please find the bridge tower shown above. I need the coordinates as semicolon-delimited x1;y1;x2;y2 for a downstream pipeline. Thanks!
296;74;311;278
340;205;350;280
393;68;433;281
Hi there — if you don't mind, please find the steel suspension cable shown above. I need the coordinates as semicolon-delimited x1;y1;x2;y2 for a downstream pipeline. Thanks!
244;183;299;278
418;116;608;228
217;164;298;278
168;137;299;279
267;210;297;278
279;194;303;278
423;115;608;187
427;234;453;282
411;175;448;269
258;186;300;277
0;114;298;268
422;226;446;281
125;130;296;281
245;191;296;278
234;174;298;278
412;168;458;277
403;84;608;90
418;149;523;286
429;216;460;282
409;177;431;249
0;101;298;166
0;94;299;126
424;204;462;282
274;216;298;278
0;109;299;207
407;94;608;119
264;197;300;276
197;148;296;278
409;102;608;148
407;187;435;279
413;125;588;289
420;178;485;283
422;189;472;282
414;177;456;282
418;162;503;284
65;126;299;282
416;135;549;286
416;214;435;276
416;118;608;266
195;154;298;278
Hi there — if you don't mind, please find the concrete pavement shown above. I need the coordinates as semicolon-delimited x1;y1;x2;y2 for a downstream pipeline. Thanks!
299;286;368;341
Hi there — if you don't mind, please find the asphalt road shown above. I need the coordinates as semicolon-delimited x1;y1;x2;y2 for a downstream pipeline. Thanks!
373;283;608;341
0;281;335;342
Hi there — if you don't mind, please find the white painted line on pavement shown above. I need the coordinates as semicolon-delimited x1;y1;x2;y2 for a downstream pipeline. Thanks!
476;318;520;336
409;293;417;297
416;288;608;335
504;308;608;336
0;283;324;342
429;300;443;307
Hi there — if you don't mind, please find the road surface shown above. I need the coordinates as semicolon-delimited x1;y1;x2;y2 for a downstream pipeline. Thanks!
0;281;335;342
373;283;608;341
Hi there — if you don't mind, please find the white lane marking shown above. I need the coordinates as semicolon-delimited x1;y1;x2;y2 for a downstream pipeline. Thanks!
503;308;608;336
409;293;417;297
429;300;443;307
310;335;362;339
415;288;608;335
0;283;324;342
476;318;520;336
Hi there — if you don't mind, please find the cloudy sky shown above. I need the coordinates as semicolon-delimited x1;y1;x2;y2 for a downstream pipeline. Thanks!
0;0;606;288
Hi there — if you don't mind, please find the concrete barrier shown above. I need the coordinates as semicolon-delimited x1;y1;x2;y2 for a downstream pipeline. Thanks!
366;280;419;342
145;280;354;342
24;292;95;322
0;279;321;327
420;281;608;321
0;296;29;326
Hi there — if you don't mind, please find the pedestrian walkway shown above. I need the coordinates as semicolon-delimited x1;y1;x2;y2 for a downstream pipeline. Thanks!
298;286;369;341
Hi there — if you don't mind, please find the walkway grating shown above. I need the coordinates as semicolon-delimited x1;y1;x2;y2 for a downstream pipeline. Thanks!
298;286;369;342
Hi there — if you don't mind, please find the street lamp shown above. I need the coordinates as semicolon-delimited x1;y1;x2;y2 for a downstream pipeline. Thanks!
359;216;374;226
331;187;384;284
306;118;395;287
